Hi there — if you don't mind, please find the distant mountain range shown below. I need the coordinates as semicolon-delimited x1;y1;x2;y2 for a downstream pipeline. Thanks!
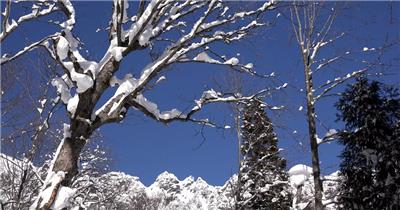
0;154;339;209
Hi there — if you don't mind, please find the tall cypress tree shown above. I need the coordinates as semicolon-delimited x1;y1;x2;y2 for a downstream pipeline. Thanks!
336;76;400;209
237;98;291;210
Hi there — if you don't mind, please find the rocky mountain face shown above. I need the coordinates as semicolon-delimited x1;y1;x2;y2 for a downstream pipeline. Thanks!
82;171;236;210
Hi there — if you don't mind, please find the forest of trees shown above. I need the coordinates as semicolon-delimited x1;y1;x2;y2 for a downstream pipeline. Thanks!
0;1;399;210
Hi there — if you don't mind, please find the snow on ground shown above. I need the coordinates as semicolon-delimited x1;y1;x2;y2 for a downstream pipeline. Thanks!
288;164;339;210
288;164;313;187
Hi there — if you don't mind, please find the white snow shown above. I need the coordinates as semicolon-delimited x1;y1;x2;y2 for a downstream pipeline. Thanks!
40;98;47;107
244;63;253;69
67;94;79;117
288;164;313;187
113;77;137;97
128;0;159;45
51;77;72;104
70;69;93;93
134;94;185;120
155;75;166;84
315;134;323;144
59;0;75;29
276;83;288;90
57;36;69;60
96;76;138;116
4;19;18;34
35;172;76;210
271;106;284;110
63;123;71;138
221;6;229;16
122;0;130;22
109;75;121;87
325;129;337;137
194;52;218;63
201;89;219;100
159;109;183;120
224;57;239;65
110;46;126;61
1;154;340;210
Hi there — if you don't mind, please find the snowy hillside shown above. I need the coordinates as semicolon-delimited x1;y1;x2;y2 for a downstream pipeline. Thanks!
0;154;338;209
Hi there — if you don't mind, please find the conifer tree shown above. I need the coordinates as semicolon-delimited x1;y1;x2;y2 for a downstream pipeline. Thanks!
237;98;291;210
336;76;400;209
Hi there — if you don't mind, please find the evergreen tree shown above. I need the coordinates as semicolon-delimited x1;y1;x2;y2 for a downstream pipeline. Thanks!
237;98;291;210
336;76;400;209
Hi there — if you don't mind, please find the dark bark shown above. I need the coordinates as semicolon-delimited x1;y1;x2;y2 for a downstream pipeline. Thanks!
37;117;93;209
303;62;324;210
51;136;87;186
38;181;62;210
235;109;242;210
38;56;120;208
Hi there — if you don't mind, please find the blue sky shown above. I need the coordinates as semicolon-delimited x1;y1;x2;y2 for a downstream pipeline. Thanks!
2;1;399;186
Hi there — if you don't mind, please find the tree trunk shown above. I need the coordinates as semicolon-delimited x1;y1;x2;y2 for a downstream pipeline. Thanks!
235;108;242;210
304;64;324;210
35;118;92;210
51;136;86;186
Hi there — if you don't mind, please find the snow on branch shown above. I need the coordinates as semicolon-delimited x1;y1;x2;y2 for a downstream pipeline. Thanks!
309;32;345;63
1;0;75;63
1;33;59;65
31;171;76;210
91;0;276;124
314;68;367;102
178;50;259;76
318;129;339;145
2;0;279;140
94;87;271;129
1;1;60;41
313;51;350;74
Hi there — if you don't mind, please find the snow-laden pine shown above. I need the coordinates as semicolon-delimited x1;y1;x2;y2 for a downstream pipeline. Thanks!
237;98;292;209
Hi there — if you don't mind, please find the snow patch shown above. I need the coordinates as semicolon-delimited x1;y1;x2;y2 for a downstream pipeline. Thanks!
194;52;218;63
57;36;69;60
70;69;93;93
325;129;337;137
35;172;76;210
155;75;166;84
224;57;239;65
51;76;72;104
67;94;79;117
288;164;313;187
244;63;253;69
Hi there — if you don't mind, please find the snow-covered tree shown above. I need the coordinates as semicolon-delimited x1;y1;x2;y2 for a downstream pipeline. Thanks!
0;51;111;209
335;76;400;209
288;2;398;208
1;1;279;209
0;52;65;210
237;98;291;209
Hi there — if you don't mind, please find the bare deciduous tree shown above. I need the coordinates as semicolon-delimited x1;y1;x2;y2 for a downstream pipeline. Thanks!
289;2;398;209
1;0;281;209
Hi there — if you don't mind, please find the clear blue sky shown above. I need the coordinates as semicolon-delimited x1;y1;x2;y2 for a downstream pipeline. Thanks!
2;1;399;186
